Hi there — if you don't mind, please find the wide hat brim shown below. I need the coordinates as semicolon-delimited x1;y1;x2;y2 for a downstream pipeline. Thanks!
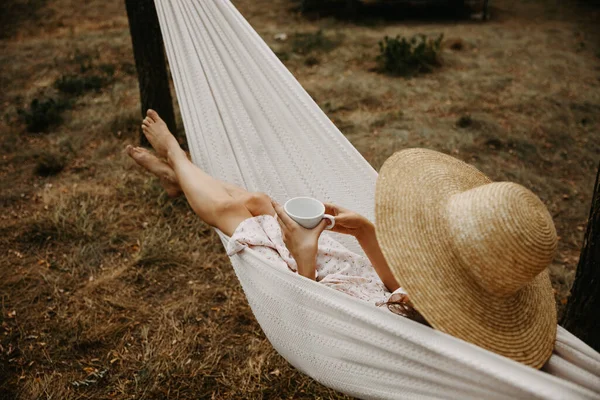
375;148;556;368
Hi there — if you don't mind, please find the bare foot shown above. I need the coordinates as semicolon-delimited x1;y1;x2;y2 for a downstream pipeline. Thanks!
141;109;181;159
126;145;181;197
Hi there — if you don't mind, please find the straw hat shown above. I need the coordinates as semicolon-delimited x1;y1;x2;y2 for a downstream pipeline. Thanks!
375;148;557;369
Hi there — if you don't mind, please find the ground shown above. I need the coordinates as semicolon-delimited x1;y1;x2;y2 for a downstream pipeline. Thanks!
0;0;598;399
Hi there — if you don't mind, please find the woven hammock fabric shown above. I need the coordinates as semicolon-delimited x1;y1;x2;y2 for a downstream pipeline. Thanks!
154;1;600;398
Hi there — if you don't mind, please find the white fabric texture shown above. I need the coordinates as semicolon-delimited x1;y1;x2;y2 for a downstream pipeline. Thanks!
154;1;600;398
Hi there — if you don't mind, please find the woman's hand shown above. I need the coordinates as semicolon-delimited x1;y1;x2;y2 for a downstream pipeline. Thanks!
325;203;399;292
324;203;373;239
272;200;328;280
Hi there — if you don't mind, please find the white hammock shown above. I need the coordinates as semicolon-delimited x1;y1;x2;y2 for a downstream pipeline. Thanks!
153;1;600;398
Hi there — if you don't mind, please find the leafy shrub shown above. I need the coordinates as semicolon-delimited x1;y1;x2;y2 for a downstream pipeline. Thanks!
55;51;115;96
456;114;473;128
54;74;108;96
17;52;114;134
304;55;320;66
376;34;443;77
17;97;71;133
35;151;67;176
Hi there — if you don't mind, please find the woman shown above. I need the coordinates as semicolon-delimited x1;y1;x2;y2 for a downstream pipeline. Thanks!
127;110;414;317
127;110;558;369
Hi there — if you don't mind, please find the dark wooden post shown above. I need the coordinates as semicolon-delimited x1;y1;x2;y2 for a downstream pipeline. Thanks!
125;0;177;146
561;162;600;352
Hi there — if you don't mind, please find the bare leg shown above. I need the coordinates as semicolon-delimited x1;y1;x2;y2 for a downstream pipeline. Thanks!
128;143;244;200
135;110;275;236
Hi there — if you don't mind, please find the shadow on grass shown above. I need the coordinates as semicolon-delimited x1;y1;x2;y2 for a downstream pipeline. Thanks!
296;0;482;24
0;0;50;39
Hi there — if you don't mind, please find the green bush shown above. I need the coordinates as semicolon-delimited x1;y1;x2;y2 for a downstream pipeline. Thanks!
456;114;473;128
376;34;443;77
17;97;71;133
54;52;115;96
54;74;108;96
35;151;67;177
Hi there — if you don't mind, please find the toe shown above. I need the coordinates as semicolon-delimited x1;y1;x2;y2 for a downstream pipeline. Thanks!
130;147;151;164
128;148;145;164
136;146;151;155
146;109;155;121
147;109;161;122
132;148;170;176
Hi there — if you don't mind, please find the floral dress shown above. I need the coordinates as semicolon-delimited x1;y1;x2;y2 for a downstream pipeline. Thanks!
226;215;416;318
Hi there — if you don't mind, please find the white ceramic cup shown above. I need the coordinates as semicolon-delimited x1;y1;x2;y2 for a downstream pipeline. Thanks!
283;197;335;230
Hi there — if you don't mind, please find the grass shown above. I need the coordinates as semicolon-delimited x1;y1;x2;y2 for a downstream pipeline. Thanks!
1;0;599;398
271;29;343;67
109;109;142;140
291;29;341;54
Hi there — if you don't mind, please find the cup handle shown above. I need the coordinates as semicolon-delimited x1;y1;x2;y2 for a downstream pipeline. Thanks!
323;214;335;230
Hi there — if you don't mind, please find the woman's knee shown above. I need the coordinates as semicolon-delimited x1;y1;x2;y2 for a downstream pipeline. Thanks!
243;192;274;216
206;192;271;225
212;197;248;220
200;193;272;236
202;197;252;236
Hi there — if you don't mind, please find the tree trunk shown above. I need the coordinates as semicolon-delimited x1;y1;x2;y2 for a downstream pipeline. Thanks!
345;0;359;20
125;0;176;146
561;162;600;352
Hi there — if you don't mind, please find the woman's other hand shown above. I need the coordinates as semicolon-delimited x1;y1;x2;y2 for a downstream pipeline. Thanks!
325;202;399;292
324;203;373;239
272;200;328;280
